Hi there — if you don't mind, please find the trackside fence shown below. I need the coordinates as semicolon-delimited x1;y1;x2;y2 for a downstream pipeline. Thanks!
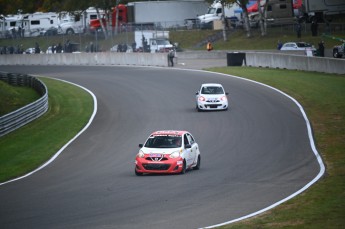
0;72;48;137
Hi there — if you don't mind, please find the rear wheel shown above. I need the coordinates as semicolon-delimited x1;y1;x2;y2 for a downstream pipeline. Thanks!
193;155;201;170
180;160;186;174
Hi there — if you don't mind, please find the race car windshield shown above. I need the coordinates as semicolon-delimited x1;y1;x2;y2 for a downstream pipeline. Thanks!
145;135;182;148
201;86;224;94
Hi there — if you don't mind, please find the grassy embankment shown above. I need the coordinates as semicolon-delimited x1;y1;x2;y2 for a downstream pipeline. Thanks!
0;78;93;182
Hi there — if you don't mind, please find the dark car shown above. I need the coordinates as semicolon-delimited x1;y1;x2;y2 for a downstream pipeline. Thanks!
333;43;344;58
41;27;58;36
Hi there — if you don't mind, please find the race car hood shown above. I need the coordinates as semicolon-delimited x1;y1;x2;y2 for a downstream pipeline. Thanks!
141;147;180;155
202;94;226;100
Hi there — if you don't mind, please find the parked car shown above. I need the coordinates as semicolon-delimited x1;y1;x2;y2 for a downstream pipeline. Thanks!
110;44;133;53
196;83;229;111
25;47;35;54
280;42;316;51
333;43;344;58
40;27;58;36
135;130;201;176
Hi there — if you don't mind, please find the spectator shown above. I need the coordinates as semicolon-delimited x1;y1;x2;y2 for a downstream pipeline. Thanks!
35;42;40;54
206;41;213;51
168;49;175;67
318;40;325;57
56;43;62;53
311;19;318;36
277;40;283;50
296;22;302;38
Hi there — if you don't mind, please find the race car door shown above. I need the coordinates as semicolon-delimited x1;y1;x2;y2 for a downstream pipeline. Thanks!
184;133;196;166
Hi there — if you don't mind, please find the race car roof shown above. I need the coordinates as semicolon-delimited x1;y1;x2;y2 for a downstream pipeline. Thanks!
151;130;187;136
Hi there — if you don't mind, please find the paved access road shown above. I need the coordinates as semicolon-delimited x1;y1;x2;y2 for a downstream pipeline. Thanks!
0;66;322;229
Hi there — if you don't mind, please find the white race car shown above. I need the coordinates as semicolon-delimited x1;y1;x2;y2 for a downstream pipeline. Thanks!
196;83;229;111
135;130;201;176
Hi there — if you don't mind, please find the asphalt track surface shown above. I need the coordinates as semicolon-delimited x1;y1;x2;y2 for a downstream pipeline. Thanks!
0;65;323;229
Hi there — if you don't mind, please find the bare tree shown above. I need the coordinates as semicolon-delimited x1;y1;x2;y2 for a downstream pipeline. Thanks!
234;0;251;38
257;0;269;36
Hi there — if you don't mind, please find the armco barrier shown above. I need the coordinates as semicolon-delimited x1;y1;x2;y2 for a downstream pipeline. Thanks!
0;52;169;66
0;72;48;137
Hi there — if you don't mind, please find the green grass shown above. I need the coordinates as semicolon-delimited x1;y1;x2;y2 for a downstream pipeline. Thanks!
0;80;40;116
0;77;93;182
206;67;345;229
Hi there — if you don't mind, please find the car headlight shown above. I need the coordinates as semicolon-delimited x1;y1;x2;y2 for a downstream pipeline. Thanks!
170;151;181;158
137;151;145;158
220;96;227;101
198;96;206;101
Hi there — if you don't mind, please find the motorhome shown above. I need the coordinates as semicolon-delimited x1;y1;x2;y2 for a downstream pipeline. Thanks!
58;7;105;35
17;12;59;37
1;14;23;38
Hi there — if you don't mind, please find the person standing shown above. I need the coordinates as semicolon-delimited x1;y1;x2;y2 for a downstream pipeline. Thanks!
311;19;318;36
296;22;302;38
206;41;213;51
318;40;325;57
168;49;175;67
35;42;40;54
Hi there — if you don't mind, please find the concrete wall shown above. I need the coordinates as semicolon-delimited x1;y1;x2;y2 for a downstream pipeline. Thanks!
0;50;344;74
0;52;169;67
245;52;345;74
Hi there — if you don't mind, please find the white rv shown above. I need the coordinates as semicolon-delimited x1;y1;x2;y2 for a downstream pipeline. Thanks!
58;7;105;35
1;14;23;38
17;12;59;37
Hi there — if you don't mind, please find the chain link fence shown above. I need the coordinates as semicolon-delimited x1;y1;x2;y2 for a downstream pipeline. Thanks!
1;20;345;55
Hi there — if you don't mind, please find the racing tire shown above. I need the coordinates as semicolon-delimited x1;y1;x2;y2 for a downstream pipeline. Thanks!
193;155;201;170
135;169;143;176
180;160;186;174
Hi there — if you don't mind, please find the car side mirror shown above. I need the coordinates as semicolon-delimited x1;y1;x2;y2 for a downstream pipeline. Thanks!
226;92;229;95
185;144;191;149
139;144;143;148
196;91;199;95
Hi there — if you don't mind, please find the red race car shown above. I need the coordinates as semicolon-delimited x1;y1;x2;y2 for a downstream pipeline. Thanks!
135;130;201;176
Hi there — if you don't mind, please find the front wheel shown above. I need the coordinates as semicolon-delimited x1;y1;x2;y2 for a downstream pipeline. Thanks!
135;169;143;176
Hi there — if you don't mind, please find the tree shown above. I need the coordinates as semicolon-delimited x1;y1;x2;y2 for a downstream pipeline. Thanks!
234;0;251;38
257;0;269;36
216;0;251;38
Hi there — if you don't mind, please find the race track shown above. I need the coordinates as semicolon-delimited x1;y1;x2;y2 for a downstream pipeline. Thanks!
0;65;322;229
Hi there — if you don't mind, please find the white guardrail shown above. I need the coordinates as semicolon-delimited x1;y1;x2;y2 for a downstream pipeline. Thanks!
0;72;48;137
